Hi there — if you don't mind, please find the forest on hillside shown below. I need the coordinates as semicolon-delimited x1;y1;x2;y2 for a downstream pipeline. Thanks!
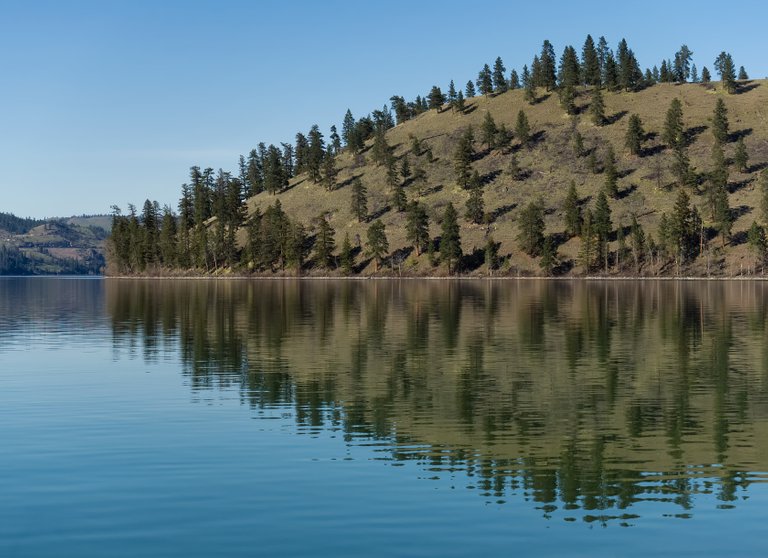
107;36;768;277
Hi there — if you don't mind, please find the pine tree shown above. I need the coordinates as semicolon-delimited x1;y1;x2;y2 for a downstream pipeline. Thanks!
455;90;466;113
713;185;732;245
405;201;430;255
485;236;499;273
663;98;684;148
558;85;577;115
589;87;606;126
715;52;737;93
625;114;645;156
439;203;462;273
578;208;595;272
603;145;619;197
447;80;457;110
465;176;485;224
572;129;585;157
734;137;749;172
428;85;446;111
690;64;699;83
477;64;493;96
593;190;612;244
558;45;580;88
673;44;693;82
314;214;335;269
366;220;388;271
400;156;411;184
307;125;325;183
342;109;356;148
516;200;545;256
539;235;556;275
465;80;476;98
712;98;729;145
492;57;508;93
738;66;749;80
509;70;520;89
453;127;475;188
564;181;581;237
285;220;308;273
321;149;338;191
539;40;557;91
515;110;531;147
760;170;768;225
748;221;766;271
701;66;711;83
371;127;391;166
340;233;353;274
350;177;368;222
630;215;646;272
581;34;601;86
480;111;497;150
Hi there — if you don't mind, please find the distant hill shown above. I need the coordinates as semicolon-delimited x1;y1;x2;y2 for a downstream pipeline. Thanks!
0;212;109;275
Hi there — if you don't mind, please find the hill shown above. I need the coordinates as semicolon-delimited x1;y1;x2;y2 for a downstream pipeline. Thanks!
0;213;108;275
105;41;768;277
247;81;768;276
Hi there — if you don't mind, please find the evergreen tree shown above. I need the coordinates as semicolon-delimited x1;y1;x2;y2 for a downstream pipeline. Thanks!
447;80;457;110
350;177;368;222
630;215;646;272
713;184;732;245
509;70;520;89
428;85;446;111
453;126;475;188
734;137;749;172
405;201;430;255
159;206;177;266
480;111;497;150
485;235;499;273
572;129;585;157
340;233;353;274
747;221;766;270
589;87;606;126
465;175;485;224
558;45;580;87
388;156;407;212
593;190;612;244
604;52;619;90
625;114;645;155
539;40;557;91
307;125;325;183
701;66;711;83
603;145;619;197
673;44;693;82
558;85;577;115
321;148;338;191
465;80;476;98
285;220;308;273
412;164;427;196
581;34;601;86
264;144;288;194
507;154;524;181
712;98;729;145
564;181;581;237
690;63;699;83
708;143;728;218
476;64;493;96
439;203;462;273
246;149;264;195
366;220;388;271
738;66;749;80
493;57;508;93
455;90;466;113
663;98;685;148
400;156;411;183
371;127;391;166
329;125;342;153
342;109;356;147
715;52;737;93
539;235;556;275
517;200;545;256
515;110;531;147
578;208;596;272
314;214;335;269
761;170;768;225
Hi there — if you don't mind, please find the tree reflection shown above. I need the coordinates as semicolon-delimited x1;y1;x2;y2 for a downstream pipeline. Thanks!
106;278;768;521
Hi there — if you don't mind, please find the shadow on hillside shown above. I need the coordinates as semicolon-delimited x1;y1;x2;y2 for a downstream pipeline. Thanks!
369;205;391;221
553;259;574;276
749;162;768;174
685;125;707;146
480;169;502;185
489;203;516;223
728;179;752;194
737;81;760;95
605;110;628;125
641;144;666;158
617;183;639;199
421;184;443;196
730;128;753;142
462;105;478;115
730;230;748;246
732;205;752;219
337;173;363;190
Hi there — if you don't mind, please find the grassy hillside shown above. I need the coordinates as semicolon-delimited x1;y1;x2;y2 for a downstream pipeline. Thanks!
0;216;108;274
247;80;768;276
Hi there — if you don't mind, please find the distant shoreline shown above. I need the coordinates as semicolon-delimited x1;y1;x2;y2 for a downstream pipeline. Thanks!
101;274;768;281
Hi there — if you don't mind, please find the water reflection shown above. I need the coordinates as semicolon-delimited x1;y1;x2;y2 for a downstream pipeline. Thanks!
106;279;768;522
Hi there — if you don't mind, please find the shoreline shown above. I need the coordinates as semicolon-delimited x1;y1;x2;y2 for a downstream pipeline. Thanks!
101;274;768;281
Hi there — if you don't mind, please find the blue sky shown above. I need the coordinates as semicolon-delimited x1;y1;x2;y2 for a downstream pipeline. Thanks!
2;0;765;218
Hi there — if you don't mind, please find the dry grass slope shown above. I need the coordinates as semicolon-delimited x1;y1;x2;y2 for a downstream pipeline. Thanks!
246;81;768;276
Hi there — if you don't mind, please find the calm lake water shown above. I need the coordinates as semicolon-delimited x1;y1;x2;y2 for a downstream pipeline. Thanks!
1;277;767;557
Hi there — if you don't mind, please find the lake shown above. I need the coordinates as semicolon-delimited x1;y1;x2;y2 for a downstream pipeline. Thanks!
1;277;767;557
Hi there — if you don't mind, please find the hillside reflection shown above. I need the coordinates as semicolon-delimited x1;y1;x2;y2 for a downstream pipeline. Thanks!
107;279;768;522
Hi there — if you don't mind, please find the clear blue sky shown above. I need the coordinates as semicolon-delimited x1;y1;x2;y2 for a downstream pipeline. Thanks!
2;0;765;218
